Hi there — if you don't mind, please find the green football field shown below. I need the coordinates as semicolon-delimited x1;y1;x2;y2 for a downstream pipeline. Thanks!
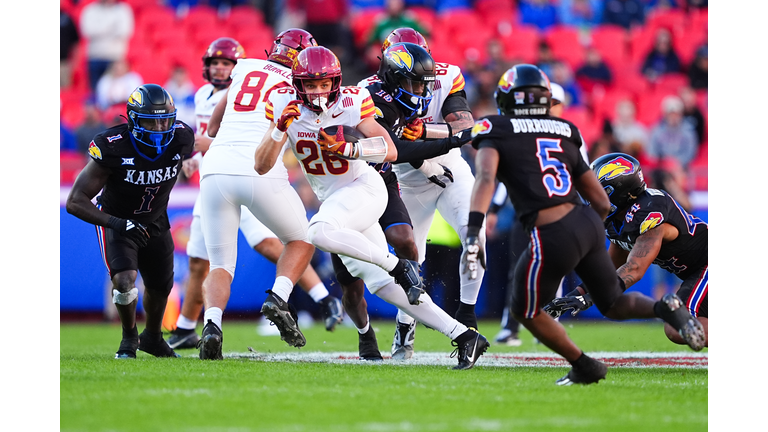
60;319;707;431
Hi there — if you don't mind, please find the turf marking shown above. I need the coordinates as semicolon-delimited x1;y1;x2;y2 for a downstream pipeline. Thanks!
225;350;707;369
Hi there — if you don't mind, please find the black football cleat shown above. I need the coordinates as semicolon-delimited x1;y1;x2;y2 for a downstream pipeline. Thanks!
166;327;200;350
138;329;181;358
656;294;706;351
197;320;223;360
319;295;344;331
391;320;416;360
389;259;425;305
358;326;383;361
115;326;139;359
261;290;306;348
451;329;490;370
556;354;607;386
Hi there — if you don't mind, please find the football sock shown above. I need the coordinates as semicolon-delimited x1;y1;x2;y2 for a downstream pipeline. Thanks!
396;309;415;326
271;276;294;303
356;319;370;335
203;307;223;331
176;315;198;331
307;283;330;303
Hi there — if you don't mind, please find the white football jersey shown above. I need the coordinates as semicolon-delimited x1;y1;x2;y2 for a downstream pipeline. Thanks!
359;63;470;186
200;58;293;179
267;86;378;202
193;83;226;137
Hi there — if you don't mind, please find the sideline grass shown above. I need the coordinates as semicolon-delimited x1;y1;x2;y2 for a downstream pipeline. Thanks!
61;320;707;431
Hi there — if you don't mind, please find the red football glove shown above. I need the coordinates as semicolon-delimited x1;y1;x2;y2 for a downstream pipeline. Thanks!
276;100;302;132
318;127;357;159
402;118;424;141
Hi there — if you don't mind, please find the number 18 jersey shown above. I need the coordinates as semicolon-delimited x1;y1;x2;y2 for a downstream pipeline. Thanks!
266;86;378;202
201;58;292;179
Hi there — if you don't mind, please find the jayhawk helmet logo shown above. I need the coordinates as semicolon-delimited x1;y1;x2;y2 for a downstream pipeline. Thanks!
497;69;516;93
385;45;414;72
127;90;143;107
596;156;636;181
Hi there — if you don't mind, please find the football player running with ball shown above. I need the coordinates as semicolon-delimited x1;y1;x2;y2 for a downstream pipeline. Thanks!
543;152;708;348
256;46;489;369
66;84;194;359
462;64;705;385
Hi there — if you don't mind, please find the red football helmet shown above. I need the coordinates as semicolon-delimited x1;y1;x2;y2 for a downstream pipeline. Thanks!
202;37;246;88
292;46;342;112
268;28;318;68
381;27;430;53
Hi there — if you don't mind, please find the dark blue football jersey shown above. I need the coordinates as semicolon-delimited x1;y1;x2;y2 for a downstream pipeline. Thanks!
470;114;590;229
605;188;708;280
87;122;195;230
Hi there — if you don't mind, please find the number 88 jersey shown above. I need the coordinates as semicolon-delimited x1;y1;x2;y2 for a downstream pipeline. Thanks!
201;58;293;179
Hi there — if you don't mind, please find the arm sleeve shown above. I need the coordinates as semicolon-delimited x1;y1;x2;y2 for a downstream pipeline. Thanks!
440;90;471;120
388;128;457;164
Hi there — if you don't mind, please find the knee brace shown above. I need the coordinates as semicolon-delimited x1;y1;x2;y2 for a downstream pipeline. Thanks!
113;287;139;305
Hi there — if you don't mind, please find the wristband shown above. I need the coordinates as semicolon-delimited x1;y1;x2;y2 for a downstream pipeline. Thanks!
467;211;485;237
271;128;286;141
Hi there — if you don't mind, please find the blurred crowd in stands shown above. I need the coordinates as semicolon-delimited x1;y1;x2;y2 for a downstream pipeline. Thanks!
60;0;707;319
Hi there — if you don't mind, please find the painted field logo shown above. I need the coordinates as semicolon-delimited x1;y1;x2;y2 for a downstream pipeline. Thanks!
597;156;635;181
471;119;493;138
640;212;664;234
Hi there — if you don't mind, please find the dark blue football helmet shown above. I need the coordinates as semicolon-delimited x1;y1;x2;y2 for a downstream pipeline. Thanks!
126;84;177;157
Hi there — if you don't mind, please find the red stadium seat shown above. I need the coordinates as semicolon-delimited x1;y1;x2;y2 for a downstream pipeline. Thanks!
675;27;707;67
590;88;635;124
134;4;177;34
687;142;708;191
561;106;600;144
644;8;688;36
588;24;629;71
406;6;437;34
350;8;385;48
653;72;689;93
628;26;658;69
688;8;708;34
636;90;678;126
502;24;540;64
61;150;88;185
60;90;88;130
180;5;221;31
544;25;586;70
223;6;264;35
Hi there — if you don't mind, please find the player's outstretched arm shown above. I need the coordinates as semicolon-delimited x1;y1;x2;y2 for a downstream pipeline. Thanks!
206;89;229;138
66;159;113;227
254;121;289;175
617;224;673;290
444;110;475;132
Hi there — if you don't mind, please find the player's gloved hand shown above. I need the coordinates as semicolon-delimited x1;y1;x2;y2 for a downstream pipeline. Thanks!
402;118;424;141
460;235;485;280
276;100;302;132
542;294;594;319
317;127;358;159
417;160;454;188
107;216;150;248
450;128;473;148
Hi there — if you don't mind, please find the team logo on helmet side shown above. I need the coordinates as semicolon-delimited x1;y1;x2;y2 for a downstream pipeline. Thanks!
640;212;664;234
386;44;414;72
498;71;514;93
597;156;636;181
470;119;493;138
127;90;143;107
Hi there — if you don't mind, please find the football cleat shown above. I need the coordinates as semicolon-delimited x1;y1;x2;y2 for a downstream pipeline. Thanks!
166;327;200;349
138;329;181;358
197;319;223;360
450;329;490;370
261;290;306;348
389;259;425;305
391;320;416;360
319;295;344;331
556;355;607;386
656;294;706;351
115;327;139;359
494;329;522;347
359;326;383;361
